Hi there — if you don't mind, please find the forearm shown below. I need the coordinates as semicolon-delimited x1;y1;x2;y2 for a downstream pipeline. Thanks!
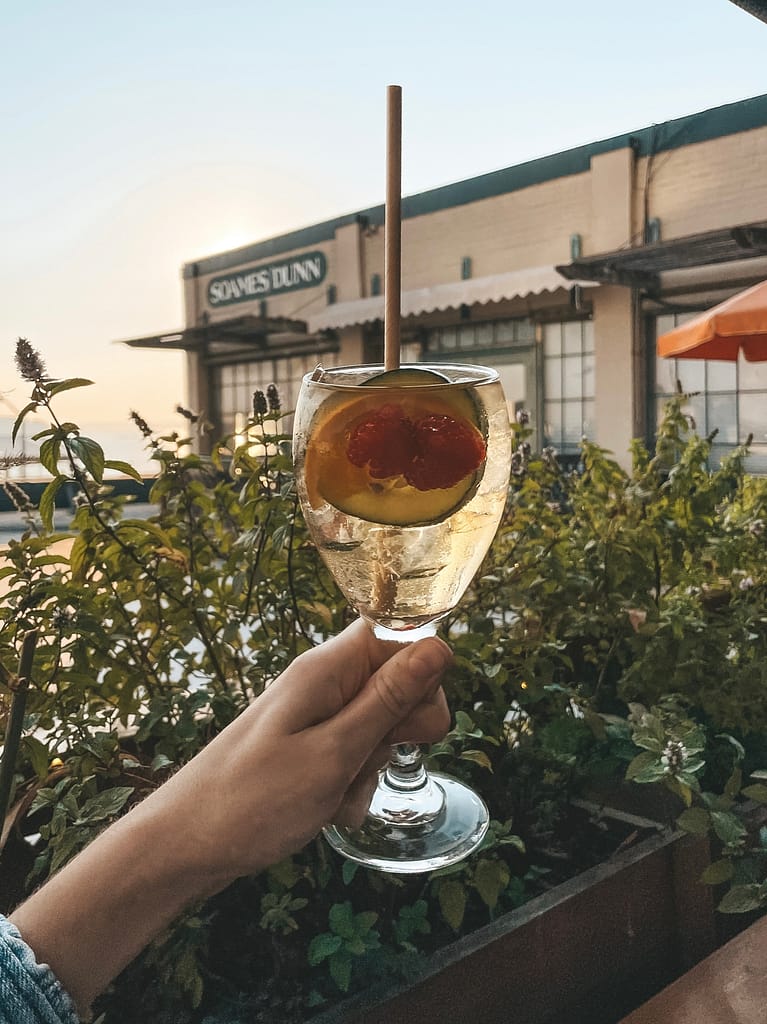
9;799;226;1017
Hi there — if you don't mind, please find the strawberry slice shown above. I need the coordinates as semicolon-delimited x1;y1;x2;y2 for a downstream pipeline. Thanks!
347;405;485;492
347;404;417;479
406;415;486;491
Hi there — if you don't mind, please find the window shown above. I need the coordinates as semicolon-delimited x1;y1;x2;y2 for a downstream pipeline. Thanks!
426;317;535;354
654;313;767;473
213;352;339;440
542;320;595;454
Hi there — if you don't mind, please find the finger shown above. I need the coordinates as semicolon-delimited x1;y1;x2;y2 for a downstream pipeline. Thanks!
386;686;450;746
257;619;409;733
332;768;381;829
329;637;453;768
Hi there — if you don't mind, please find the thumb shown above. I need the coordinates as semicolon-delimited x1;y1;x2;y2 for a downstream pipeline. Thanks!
330;636;452;767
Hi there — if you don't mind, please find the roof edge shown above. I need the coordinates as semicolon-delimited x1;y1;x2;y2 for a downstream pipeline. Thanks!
185;92;767;279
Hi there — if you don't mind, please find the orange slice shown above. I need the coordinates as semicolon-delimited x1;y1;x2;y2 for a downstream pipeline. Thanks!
303;381;486;526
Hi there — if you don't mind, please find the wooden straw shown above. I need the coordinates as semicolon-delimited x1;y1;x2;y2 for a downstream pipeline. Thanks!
384;85;402;372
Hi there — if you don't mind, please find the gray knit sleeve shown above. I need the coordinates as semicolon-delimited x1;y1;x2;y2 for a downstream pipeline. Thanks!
0;915;79;1024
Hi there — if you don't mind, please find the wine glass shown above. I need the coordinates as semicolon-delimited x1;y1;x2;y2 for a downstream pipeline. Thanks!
292;363;511;872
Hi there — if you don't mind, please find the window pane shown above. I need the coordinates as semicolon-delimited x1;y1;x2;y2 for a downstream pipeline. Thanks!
457;325;475;349
516;319;536;343
656;313;677;337
475;322;493;348
706;360;737;392
582;320;595;354
675;359;706;394
401;341;422;363
544;357;562;399
563;322;582;355
544;401;562;447
543;323;561;357
582;353;595;399
739;358;767;390
563;402;582;445
495;320;516;343
655;355;678;396
440;327;457;350
563;354;583;399
582;399;595;440
706;393;738;443
681;393;705;435
740;393;767;445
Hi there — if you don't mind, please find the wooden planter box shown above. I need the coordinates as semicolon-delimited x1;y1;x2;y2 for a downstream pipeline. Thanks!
311;809;717;1024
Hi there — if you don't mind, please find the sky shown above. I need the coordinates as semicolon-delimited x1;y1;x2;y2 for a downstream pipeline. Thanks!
1;0;766;473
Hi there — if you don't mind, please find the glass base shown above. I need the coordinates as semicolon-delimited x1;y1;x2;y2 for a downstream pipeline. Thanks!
323;771;490;874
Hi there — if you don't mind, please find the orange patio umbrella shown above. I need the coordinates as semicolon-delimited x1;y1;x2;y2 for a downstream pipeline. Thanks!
657;279;767;361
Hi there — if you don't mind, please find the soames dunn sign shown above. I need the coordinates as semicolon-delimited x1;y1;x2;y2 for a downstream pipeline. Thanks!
207;251;327;307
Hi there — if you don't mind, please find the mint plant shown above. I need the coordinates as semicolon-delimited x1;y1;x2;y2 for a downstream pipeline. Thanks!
3;339;767;1022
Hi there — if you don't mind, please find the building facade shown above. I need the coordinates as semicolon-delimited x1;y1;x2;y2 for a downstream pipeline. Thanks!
125;93;767;472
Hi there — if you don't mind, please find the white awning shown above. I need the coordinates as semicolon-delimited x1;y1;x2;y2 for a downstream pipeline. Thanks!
307;265;597;332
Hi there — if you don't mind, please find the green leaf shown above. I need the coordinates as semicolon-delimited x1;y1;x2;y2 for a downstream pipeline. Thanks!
710;810;746;847
665;775;694;807
23;735;52;780
307;933;342;965
700;859;734;885
11;402;39;444
328;901;356;940
724;767;743;799
677;807;711;835
104;460;144;483
353;910;378;935
329;953;352;992
474;858;510;911
717;884;763;914
460;749;493;771
741;783;767;804
39;476;67;531
437;879;467;932
39;438;62;477
46;378;94;397
49;829;83;873
625;750;659;781
344;936;366;956
341;859;359;886
78;786;134;822
69;437;105;482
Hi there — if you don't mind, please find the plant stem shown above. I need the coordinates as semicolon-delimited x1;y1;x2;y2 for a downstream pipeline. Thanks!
0;630;39;830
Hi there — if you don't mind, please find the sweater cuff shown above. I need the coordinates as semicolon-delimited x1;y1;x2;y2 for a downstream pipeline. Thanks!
0;914;80;1024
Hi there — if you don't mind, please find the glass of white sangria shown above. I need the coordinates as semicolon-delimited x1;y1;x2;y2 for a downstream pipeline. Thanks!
292;362;512;872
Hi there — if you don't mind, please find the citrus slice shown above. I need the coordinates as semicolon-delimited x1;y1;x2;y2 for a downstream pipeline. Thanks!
363;367;451;387
303;379;486;526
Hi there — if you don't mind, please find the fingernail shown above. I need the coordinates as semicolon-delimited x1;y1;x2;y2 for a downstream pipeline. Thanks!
406;637;452;680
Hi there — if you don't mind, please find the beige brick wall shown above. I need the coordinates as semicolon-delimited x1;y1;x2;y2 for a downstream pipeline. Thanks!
362;174;592;291
642;126;767;239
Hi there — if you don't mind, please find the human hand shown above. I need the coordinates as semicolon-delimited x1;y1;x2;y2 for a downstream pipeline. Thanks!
136;618;452;889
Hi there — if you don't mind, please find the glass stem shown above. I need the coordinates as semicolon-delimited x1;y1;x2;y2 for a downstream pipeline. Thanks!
384;743;429;791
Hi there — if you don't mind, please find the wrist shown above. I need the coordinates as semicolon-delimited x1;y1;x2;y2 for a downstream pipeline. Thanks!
10;796;231;1013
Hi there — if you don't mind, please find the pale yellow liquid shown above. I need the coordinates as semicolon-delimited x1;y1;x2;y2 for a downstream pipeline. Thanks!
310;477;507;632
